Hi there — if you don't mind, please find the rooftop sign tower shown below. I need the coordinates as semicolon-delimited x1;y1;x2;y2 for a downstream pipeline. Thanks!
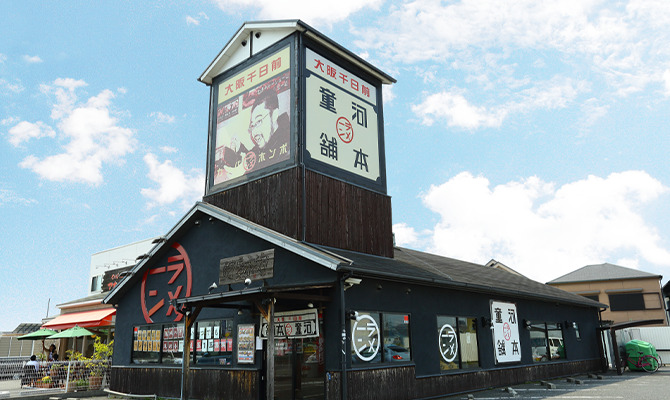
199;20;395;257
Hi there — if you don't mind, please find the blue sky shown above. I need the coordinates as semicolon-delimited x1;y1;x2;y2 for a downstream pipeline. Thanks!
2;1;669;332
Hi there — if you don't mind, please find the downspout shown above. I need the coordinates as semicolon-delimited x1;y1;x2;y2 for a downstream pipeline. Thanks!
597;307;607;372
298;30;307;242
340;272;352;400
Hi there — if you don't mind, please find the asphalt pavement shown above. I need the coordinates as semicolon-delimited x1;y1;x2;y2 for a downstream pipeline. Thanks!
440;366;670;399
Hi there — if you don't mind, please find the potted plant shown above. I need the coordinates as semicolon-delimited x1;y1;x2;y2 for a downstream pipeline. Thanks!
85;337;113;390
36;376;52;388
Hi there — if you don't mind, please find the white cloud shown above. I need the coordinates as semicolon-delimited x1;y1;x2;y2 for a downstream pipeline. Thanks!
186;11;209;26
140;153;204;209
355;0;670;127
412;90;506;129
23;55;43;64
0;53;6;63
150;111;176;124
186;16;200;26
7;121;56;146
0;188;37;206
406;170;670;283
18;79;136;185
0;78;24;94
160;146;178;154
212;0;383;27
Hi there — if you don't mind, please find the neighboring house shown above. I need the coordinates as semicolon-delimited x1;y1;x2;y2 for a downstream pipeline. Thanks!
663;281;670;323
547;263;667;326
41;237;158;356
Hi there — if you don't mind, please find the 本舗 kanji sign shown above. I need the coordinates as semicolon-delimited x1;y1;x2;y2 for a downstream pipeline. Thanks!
490;301;521;364
305;47;380;183
140;243;193;323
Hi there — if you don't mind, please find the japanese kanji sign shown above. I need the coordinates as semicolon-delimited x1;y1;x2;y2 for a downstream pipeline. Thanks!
490;301;521;364
305;48;380;183
260;308;319;339
212;46;292;187
219;249;274;285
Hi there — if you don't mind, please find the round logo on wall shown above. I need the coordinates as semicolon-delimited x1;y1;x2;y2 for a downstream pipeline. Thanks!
140;242;193;323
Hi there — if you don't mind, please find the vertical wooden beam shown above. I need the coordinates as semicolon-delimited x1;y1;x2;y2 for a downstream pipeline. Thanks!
181;306;201;400
266;299;275;400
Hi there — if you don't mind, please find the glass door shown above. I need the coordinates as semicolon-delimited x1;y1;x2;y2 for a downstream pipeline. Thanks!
273;337;324;400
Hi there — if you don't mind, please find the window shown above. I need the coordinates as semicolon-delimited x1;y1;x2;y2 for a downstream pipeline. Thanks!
437;316;479;371
530;322;565;362
195;319;233;366
581;294;599;302
351;312;411;364
161;324;184;364
90;275;101;292
132;325;161;364
132;319;232;365
609;293;645;311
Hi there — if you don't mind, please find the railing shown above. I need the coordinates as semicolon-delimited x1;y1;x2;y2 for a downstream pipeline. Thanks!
0;359;110;397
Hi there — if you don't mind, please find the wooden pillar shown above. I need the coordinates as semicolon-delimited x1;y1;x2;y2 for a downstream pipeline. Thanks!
266;299;275;400
181;307;201;400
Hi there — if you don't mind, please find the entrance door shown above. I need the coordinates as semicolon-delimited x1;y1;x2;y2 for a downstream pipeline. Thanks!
274;337;324;400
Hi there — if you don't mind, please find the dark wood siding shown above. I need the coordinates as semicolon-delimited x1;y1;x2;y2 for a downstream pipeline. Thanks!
304;170;393;257
204;168;394;258
111;367;260;400
325;359;602;400
204;168;302;240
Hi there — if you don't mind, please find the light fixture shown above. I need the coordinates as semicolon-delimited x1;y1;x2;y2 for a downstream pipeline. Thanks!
254;32;261;39
208;282;218;294
307;302;314;308
237;309;243;316
194;220;201;226
523;319;532;330
377;284;383;290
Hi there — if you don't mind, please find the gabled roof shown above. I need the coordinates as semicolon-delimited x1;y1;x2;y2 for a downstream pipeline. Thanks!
198;19;396;85
319;246;605;309
103;202;346;305
547;263;662;284
103;201;603;310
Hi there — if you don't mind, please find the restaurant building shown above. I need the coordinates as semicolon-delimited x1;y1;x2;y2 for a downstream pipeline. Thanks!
103;20;605;400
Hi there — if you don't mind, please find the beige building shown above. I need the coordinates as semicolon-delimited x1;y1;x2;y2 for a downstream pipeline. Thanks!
547;263;667;326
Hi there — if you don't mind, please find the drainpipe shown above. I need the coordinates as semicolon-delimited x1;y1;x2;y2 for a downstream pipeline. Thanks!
340;272;352;400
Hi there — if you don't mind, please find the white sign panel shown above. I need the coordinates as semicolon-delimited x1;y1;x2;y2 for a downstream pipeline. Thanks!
491;301;521;363
305;48;380;182
260;308;319;339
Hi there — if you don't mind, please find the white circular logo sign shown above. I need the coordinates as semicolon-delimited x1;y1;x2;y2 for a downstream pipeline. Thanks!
439;323;458;363
352;314;380;362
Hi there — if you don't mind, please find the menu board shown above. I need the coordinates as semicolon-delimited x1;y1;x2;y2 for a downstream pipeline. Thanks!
237;324;255;364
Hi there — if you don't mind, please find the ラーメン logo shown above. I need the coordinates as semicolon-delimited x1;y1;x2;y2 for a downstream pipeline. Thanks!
140;243;193;323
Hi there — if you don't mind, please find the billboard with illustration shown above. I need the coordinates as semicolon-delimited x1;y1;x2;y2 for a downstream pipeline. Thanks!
212;45;292;187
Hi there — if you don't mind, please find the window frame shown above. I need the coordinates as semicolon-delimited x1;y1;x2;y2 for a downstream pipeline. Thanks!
437;315;480;372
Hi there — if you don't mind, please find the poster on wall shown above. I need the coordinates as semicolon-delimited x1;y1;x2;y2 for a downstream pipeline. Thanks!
212;46;292;187
305;47;381;185
237;324;256;364
490;301;521;364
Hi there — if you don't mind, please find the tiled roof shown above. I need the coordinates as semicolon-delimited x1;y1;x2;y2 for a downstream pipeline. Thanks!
547;263;661;284
12;323;42;334
318;246;604;308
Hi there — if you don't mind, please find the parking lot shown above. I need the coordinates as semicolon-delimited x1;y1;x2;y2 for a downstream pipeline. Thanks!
442;366;670;399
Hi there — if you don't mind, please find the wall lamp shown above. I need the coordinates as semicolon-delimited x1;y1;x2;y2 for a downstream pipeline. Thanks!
523;319;532;330
344;277;362;291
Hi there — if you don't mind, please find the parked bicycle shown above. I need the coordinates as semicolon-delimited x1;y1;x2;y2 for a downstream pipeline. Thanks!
623;351;661;373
